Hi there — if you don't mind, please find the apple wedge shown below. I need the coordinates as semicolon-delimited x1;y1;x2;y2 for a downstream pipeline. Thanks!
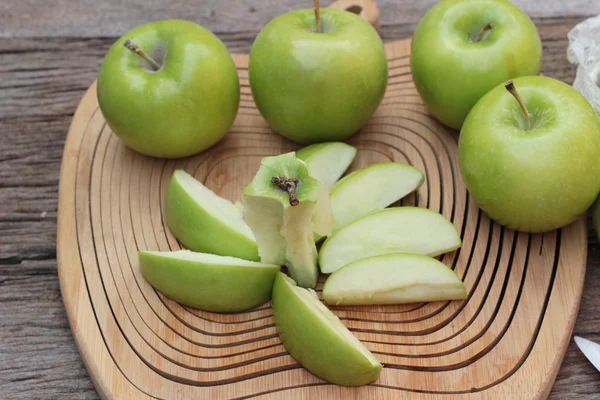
272;272;382;386
165;170;259;261
319;207;462;274
310;183;333;242
243;152;331;288
330;162;424;230
296;142;357;187
139;250;280;312
323;253;466;306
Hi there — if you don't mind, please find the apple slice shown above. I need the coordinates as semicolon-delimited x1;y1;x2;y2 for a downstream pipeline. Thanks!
319;207;462;274
139;250;280;312
272;272;382;386
323;253;466;306
165;170;259;261
296;142;357;187
330;162;424;230
243;152;328;288
311;183;333;239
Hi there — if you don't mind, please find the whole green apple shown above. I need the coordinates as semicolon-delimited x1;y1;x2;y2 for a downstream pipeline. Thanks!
98;20;239;158
459;76;600;233
411;0;542;130
249;8;387;144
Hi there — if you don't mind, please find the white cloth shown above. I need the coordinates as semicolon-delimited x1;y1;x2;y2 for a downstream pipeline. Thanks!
567;14;600;114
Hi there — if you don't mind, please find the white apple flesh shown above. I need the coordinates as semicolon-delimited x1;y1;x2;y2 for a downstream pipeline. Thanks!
319;207;462;274
296;142;357;187
311;183;333;239
282;200;319;288
323;253;466;306
330;162;424;230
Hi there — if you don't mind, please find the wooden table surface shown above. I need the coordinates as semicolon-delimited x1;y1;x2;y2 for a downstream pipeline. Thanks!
1;1;599;398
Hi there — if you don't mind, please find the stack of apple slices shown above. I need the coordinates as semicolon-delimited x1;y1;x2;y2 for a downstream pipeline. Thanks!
138;142;466;386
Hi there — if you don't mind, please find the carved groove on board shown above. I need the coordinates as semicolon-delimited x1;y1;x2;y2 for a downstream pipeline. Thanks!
57;39;586;399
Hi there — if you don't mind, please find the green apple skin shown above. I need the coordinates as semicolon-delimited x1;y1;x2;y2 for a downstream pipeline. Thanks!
459;76;600;233
271;272;382;386
98;20;240;158
249;8;387;144
139;250;280;312
296;142;357;187
165;170;259;261
411;0;542;130
323;253;466;306
319;207;462;274
330;162;424;230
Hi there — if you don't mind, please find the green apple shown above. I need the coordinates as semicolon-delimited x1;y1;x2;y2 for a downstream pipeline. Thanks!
98;20;239;158
330;162;424;230
139;250;280;312
411;0;542;130
296;142;357;187
319;207;462;274
272;272;382;385
323;253;466;306
249;8;387;143
459;76;600;233
243;153;330;288
165;170;259;261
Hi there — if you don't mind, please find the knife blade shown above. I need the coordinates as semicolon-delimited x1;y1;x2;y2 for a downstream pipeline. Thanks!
574;336;600;372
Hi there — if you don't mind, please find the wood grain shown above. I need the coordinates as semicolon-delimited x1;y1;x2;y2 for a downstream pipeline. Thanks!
55;39;587;399
1;1;600;399
0;0;598;38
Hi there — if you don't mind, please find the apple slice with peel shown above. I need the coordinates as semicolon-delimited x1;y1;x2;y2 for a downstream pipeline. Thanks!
243;152;329;288
139;250;280;312
330;162;424;230
323;253;467;306
319;207;462;274
165;170;259;261
297;142;355;241
272;272;382;386
296;142;357;187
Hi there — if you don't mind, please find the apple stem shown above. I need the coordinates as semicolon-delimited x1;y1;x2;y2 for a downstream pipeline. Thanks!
272;176;300;206
474;23;494;42
314;0;321;33
124;39;162;71
505;80;531;130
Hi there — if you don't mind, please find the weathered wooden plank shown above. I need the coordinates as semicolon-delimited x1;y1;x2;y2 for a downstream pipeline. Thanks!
0;0;598;38
0;274;98;399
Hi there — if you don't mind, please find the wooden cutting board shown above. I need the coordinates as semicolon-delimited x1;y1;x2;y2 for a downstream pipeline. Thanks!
57;6;587;399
